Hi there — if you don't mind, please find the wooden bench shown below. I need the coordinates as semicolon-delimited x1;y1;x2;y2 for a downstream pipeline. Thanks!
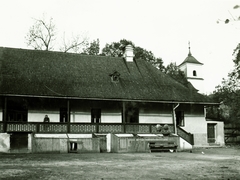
148;141;178;152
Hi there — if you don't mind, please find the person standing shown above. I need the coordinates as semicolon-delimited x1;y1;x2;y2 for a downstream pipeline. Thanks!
43;115;50;122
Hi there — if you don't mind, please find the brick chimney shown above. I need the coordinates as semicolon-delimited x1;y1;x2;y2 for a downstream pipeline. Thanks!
124;44;134;62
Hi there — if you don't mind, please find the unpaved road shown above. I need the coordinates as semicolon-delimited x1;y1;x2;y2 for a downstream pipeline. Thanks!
0;147;240;180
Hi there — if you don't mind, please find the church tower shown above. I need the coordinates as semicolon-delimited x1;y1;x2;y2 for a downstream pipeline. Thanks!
179;43;204;94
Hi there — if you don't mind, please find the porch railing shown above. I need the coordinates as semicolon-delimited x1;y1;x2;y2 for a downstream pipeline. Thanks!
0;122;174;134
177;126;194;145
0;122;194;144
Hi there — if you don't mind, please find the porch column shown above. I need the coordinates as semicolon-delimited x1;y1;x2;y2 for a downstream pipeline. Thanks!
3;97;7;132
67;100;70;133
122;101;126;123
122;101;126;133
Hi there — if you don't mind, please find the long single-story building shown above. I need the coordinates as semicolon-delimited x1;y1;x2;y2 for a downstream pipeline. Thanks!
0;45;224;153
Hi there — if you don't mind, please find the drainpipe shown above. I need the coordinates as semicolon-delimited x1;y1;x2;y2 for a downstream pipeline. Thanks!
172;103;180;134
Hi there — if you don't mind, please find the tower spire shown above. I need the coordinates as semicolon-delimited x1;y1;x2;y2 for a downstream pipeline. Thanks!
188;41;192;56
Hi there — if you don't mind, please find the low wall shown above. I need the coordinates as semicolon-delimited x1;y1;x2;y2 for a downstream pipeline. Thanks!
0;133;10;153
110;134;180;153
179;137;193;150
32;134;100;153
2;133;181;153
33;138;68;153
193;133;208;147
0;133;32;153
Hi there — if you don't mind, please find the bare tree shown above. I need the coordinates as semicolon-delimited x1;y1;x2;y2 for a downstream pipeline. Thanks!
25;17;56;51
60;33;89;53
25;16;89;53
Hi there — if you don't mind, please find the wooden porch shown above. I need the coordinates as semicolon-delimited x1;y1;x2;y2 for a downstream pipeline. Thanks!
0;122;171;134
0;122;194;145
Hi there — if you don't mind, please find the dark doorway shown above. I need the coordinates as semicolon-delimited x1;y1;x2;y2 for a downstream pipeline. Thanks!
91;109;101;123
176;111;184;126
7;98;28;122
60;108;68;122
10;133;28;153
125;107;139;123
207;123;216;143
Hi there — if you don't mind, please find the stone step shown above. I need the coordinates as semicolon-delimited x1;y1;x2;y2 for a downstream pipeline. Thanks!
209;143;220;146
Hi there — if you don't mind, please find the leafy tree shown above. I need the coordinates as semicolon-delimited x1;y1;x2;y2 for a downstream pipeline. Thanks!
83;39;100;55
134;46;164;70
211;4;240;125
101;39;133;57
101;39;165;71
164;62;189;87
211;43;240;124
154;58;165;71
25;16;88;53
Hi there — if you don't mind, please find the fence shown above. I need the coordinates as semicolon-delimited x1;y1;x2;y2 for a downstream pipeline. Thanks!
224;124;240;144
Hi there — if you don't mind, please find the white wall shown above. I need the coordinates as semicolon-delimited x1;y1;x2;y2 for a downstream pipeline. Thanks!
0;133;10;153
101;113;122;123
181;115;208;146
182;115;225;146
188;79;204;94
187;63;204;93
71;111;121;123
0;111;2;121
183;115;207;134
28;133;32;152
139;113;172;124
29;110;122;123
28;110;59;122
179;63;204;93
186;63;203;79
28;110;174;124
179;137;193;150
71;112;91;123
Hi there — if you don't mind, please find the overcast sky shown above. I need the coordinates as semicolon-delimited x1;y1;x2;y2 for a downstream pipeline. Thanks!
1;0;240;94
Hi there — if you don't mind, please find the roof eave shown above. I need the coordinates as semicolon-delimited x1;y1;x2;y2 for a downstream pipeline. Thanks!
0;94;219;105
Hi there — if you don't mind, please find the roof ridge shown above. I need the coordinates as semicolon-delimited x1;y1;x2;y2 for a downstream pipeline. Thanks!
0;46;123;60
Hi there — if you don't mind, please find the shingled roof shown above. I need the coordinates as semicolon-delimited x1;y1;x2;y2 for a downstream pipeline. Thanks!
0;47;213;104
179;50;203;67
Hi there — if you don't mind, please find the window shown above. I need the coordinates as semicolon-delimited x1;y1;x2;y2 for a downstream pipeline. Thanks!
125;107;139;123
176;111;184;126
7;110;28;122
109;71;120;82
91;109;101;123
7;98;28;122
60;108;68;122
193;70;197;76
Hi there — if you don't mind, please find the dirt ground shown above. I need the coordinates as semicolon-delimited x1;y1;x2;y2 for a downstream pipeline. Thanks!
0;146;240;180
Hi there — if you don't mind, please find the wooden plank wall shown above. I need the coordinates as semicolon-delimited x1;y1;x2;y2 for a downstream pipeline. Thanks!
111;135;180;153
32;137;100;153
32;138;68;153
224;123;240;144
